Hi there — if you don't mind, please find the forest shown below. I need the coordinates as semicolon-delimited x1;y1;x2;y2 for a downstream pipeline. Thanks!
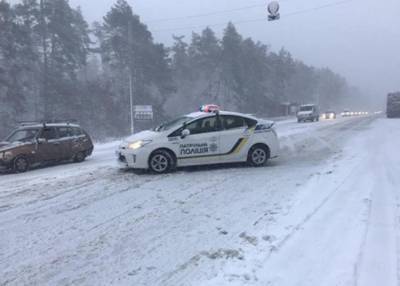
0;0;362;139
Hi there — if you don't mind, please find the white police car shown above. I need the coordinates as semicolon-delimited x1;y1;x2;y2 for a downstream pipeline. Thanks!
117;105;279;173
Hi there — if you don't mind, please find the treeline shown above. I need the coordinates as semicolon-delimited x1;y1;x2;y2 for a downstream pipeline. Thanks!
0;0;359;139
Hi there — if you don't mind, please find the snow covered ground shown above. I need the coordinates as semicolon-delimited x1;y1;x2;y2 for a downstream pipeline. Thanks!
1;115;399;286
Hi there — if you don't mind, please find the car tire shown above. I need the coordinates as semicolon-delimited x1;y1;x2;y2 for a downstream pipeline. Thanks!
13;156;29;173
149;150;174;174
248;145;269;167
73;151;86;163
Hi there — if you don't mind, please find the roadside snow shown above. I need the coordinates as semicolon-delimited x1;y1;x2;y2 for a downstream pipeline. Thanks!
204;117;400;286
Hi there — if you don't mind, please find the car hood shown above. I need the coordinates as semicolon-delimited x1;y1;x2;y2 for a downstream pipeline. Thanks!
258;119;275;128
0;141;9;148
120;130;165;147
0;141;27;152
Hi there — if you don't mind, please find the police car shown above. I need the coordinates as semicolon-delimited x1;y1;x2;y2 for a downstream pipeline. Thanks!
117;105;279;173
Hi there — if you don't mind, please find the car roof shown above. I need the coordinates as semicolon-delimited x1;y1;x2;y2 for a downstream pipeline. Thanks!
186;110;258;120
18;123;81;129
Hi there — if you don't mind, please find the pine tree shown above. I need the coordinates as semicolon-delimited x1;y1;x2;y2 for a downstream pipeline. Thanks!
0;0;37;135
97;0;173;134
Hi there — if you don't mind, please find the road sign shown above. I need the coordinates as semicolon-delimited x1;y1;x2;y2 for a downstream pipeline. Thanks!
134;105;153;121
268;1;280;21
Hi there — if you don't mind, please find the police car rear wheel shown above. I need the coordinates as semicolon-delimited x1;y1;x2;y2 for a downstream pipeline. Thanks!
248;146;268;167
149;151;173;174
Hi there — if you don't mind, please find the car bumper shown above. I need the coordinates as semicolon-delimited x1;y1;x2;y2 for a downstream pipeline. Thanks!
269;139;280;159
262;129;280;159
0;159;11;170
116;148;151;170
297;115;314;120
87;146;94;156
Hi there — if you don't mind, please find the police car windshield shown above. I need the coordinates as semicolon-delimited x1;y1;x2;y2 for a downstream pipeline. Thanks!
155;116;192;132
6;128;40;143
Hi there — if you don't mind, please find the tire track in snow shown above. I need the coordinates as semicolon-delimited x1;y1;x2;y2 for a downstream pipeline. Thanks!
352;198;372;286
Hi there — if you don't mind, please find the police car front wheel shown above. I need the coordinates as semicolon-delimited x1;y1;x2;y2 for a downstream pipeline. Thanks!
248;145;269;167
149;150;175;174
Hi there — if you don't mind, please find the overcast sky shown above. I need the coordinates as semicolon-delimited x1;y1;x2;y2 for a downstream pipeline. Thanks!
10;0;400;107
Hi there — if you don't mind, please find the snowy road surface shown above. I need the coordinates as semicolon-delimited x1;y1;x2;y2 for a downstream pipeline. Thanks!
1;115;399;286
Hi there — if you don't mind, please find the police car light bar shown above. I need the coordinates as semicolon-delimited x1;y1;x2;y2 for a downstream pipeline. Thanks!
200;104;220;113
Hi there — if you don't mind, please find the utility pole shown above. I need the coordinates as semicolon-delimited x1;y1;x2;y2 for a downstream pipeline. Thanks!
127;16;135;134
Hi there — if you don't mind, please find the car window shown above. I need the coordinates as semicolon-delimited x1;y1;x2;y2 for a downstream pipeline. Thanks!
186;116;219;135
155;116;192;132
58;127;73;138
40;128;58;140
221;115;247;130
72;127;84;136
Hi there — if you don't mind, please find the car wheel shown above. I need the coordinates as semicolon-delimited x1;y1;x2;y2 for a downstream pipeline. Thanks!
149;150;174;174
73;151;86;163
13;156;29;173
248;145;269;167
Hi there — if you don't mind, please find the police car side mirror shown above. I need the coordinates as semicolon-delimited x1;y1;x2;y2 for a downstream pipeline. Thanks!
181;129;190;139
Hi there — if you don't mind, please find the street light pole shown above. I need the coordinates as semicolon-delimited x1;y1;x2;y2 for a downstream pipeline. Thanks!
128;16;135;134
129;72;135;134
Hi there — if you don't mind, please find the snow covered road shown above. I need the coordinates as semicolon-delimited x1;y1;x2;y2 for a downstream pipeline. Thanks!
1;115;399;286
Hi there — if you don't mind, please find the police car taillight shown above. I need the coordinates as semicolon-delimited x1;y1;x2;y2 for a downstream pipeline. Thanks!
200;104;220;113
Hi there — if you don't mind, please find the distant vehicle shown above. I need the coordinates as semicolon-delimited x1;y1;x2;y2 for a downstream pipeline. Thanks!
0;122;93;173
117;105;280;174
297;104;320;123
341;110;351;117
321;111;337;120
387;92;400;118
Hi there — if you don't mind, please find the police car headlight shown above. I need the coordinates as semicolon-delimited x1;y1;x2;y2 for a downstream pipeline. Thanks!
128;140;152;150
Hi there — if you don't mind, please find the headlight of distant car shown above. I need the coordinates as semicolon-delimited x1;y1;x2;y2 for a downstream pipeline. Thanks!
128;140;152;150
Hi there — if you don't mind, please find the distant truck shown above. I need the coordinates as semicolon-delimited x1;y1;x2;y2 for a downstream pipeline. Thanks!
387;92;400;118
297;104;320;123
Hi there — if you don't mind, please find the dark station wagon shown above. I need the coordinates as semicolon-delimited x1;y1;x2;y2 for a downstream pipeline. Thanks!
0;122;93;173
